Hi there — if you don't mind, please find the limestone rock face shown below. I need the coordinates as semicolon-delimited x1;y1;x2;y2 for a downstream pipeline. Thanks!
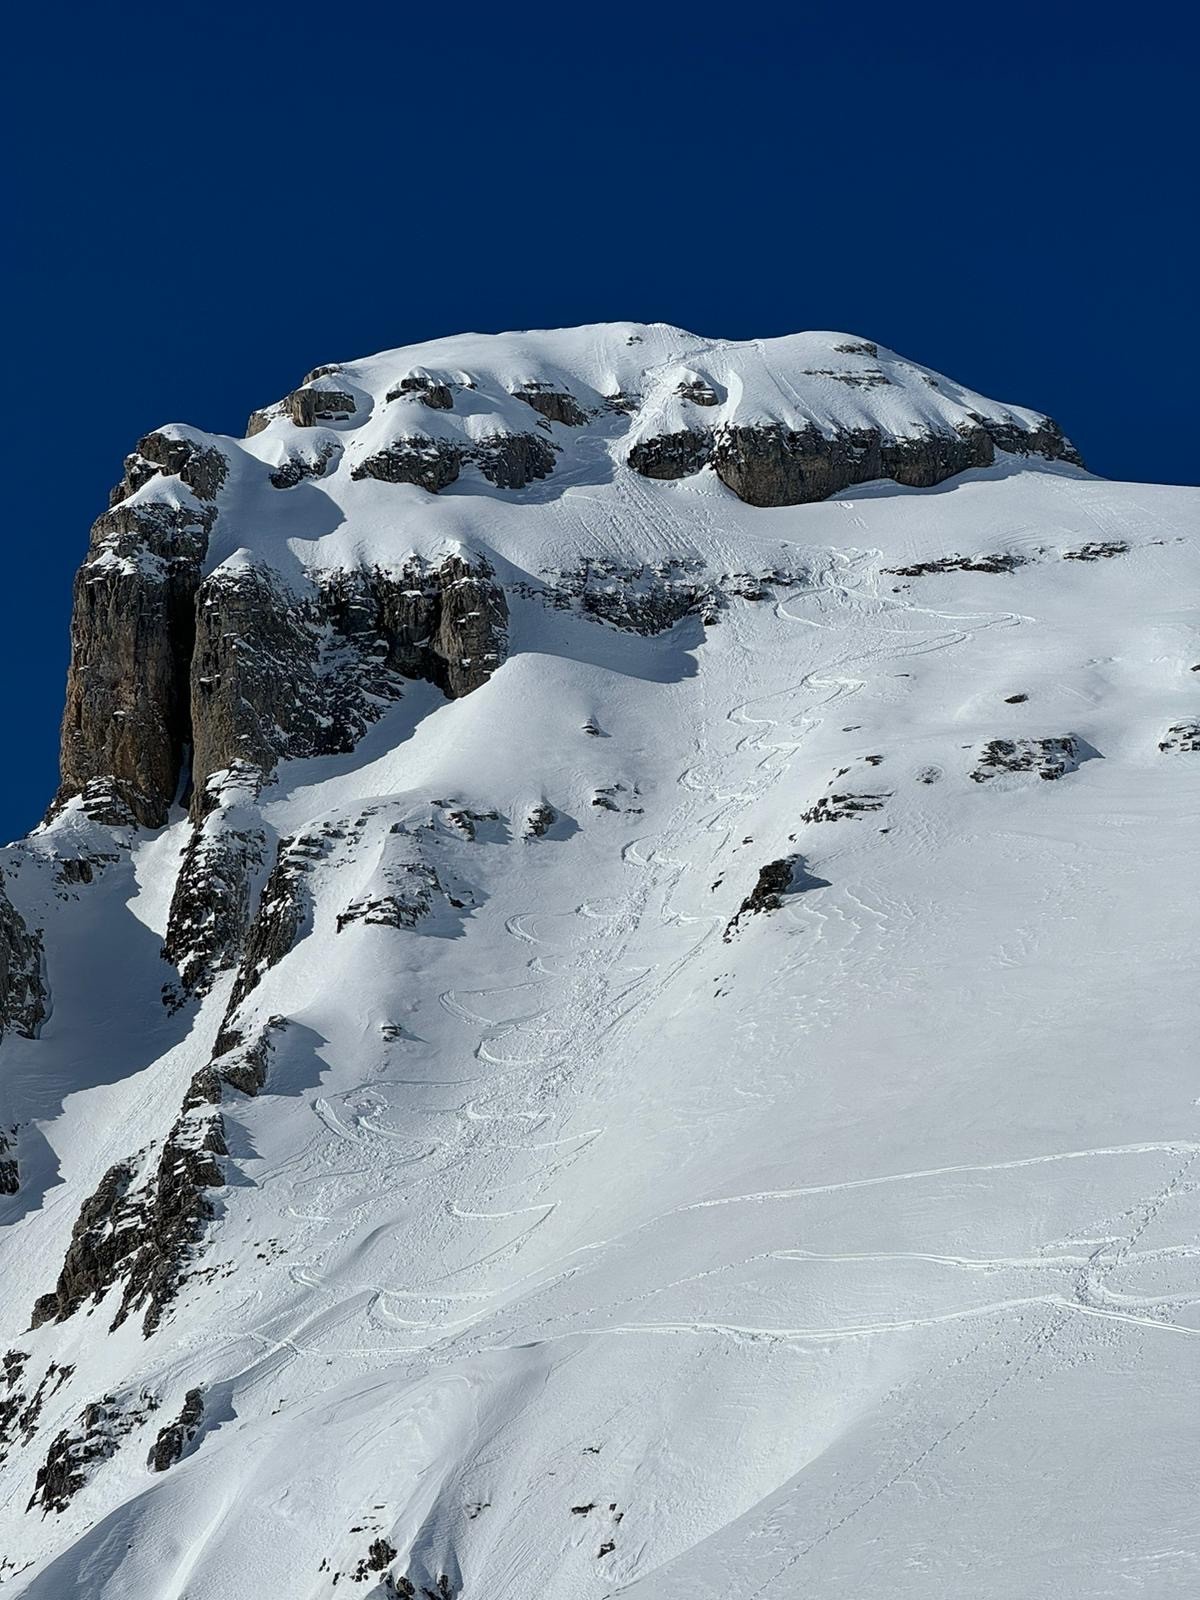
268;437;340;489
50;328;1082;856
109;430;229;508
422;554;510;696
219;835;316;1028
512;383;588;426
629;417;1072;507
161;769;268;1004
350;436;463;492
57;489;217;829
160;550;506;999
247;383;359;437
284;386;358;427
189;555;508;812
616;329;1081;506
352;430;556;492
627;429;712;481
387;374;456;410
29;1160;138;1328
150;1388;204;1472
0;873;44;1042
30;1106;227;1338
189;563;337;801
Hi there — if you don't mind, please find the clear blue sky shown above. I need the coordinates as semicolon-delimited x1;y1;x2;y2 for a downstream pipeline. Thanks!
3;2;1196;844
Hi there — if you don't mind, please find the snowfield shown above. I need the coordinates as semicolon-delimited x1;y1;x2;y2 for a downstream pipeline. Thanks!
0;324;1197;1598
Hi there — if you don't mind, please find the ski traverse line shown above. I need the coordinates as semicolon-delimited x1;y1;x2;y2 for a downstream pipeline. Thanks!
671;1141;1200;1211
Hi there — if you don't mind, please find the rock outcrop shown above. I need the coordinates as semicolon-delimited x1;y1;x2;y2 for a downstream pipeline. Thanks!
0;874;44;1042
60;429;508;835
56;499;212;828
1159;721;1199;753
353;430;556;492
627;429;712;482
247;384;359;435
723;855;830;940
149;1388;203;1471
969;735;1093;782
161;767;268;1004
511;383;588;426
629;415;1080;507
30;1105;227;1338
108;430;229;508
218;834;317;1028
30;1158;139;1328
57;432;226;829
189;555;507;811
27;1391;159;1515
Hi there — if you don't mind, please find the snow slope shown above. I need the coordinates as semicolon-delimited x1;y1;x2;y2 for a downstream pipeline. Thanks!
0;325;1197;1598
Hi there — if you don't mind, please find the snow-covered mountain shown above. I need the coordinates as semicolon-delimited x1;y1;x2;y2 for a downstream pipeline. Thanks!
1;322;1196;1598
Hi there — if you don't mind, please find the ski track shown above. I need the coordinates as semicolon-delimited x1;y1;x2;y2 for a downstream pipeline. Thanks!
3;368;1197;1600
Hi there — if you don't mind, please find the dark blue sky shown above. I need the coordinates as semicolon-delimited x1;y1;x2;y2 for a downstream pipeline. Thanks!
3;3;1196;844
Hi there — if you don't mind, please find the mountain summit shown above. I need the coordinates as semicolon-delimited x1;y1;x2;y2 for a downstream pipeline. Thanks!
1;324;1196;1598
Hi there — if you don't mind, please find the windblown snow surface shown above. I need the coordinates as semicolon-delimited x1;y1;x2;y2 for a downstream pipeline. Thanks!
1;325;1198;1597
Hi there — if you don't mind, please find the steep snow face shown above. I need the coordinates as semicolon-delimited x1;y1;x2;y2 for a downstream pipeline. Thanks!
1;326;1198;1600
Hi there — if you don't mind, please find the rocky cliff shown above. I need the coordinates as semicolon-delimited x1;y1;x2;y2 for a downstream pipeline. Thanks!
0;873;44;1045
50;325;1079;843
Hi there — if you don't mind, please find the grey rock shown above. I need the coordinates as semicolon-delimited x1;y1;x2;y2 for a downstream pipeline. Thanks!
216;834;317;1033
674;376;719;406
800;791;890;823
189;564;334;807
1062;541;1129;561
0;1132;18;1196
336;873;440;932
27;1389;160;1514
351;437;462;492
1158;721;1199;753
28;1413;115;1515
474;431;557;489
109;430;228;508
627;429;712;481
0;1357;72;1466
512;384;588;426
150;1387;203;1471
387;375;455;410
161;769;268;1004
31;1110;226;1339
712;422;991;507
244;406;279;437
604;389;640;414
0;873;45;1043
969;736;1092;782
114;1113;227;1338
30;1159;139;1328
723;855;829;940
353;430;556;493
56;497;214;828
187;555;507;810
885;552;1028;577
980;415;1083;466
211;1023;281;1099
284;387;358;427
524;802;557;838
629;413;1081;508
269;437;340;489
